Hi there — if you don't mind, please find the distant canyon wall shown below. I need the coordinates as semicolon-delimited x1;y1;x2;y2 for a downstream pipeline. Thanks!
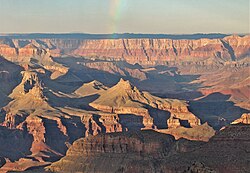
0;35;249;65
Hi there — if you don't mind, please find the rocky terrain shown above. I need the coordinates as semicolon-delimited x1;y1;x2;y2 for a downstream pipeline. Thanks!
0;67;209;172
0;34;249;172
1;35;249;65
47;130;195;173
48;117;250;173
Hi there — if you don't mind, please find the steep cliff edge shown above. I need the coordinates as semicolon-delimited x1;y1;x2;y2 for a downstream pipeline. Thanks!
0;70;84;172
72;35;250;65
0;34;248;172
90;78;201;130
0;56;23;107
0;35;249;66
47;123;250;173
0;39;68;79
46;130;177;173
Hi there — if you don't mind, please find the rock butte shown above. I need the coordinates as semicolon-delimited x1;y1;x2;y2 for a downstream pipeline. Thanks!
0;34;249;172
0;70;212;172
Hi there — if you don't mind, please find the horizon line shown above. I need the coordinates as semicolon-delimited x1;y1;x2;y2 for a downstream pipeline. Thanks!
0;32;249;35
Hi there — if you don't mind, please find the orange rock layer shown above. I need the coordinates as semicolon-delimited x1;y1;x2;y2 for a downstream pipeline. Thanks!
0;35;249;65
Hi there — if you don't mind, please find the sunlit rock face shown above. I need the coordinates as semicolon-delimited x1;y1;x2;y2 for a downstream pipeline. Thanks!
231;113;250;124
70;35;249;65
0;35;249;66
0;34;249;172
89;78;201;130
47;123;250;173
46;130;177;173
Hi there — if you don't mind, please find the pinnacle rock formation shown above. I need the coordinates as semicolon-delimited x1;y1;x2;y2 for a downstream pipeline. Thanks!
0;34;249;172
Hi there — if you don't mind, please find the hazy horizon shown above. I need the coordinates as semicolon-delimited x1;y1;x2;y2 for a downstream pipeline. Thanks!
0;32;248;35
0;0;249;34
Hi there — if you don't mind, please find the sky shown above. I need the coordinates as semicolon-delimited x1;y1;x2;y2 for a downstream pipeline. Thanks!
0;0;249;34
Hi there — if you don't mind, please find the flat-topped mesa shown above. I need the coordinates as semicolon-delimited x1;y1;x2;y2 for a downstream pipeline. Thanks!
46;130;176;173
209;123;250;145
69;130;175;156
157;122;215;142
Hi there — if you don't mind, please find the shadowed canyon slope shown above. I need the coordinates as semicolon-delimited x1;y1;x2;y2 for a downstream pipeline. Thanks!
0;35;249;111
48;117;250;173
0;67;211;172
0;34;249;172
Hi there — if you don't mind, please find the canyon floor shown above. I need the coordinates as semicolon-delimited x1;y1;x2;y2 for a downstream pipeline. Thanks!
0;34;249;173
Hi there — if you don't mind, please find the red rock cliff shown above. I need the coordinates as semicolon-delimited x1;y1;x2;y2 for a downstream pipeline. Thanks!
0;35;249;65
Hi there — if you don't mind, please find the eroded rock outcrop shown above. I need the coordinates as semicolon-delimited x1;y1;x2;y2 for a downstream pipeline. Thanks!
0;34;248;172
1;35;249;66
81;112;123;137
157;122;215;142
231;113;250;124
47;130;176;173
0;39;68;79
90;78;200;130
74;80;108;97
47;124;250;173
70;35;250;65
0;70;85;172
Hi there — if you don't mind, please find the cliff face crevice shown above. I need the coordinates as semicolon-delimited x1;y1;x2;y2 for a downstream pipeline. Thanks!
0;34;249;172
71;36;250;65
47;124;250;173
0;35;249;66
89;78;201;131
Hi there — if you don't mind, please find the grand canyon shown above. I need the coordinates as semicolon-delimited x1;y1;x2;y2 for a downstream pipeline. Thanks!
0;32;249;172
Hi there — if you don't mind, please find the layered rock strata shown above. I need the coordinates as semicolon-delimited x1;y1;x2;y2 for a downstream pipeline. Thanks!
0;35;249;66
47;123;250;173
90;78;201;130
